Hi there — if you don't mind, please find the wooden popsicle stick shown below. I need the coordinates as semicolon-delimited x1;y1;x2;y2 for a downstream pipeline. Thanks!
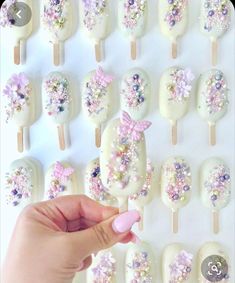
171;121;177;145
95;126;101;148
209;123;216;146
213;211;219;234
57;124;65;151
118;198;128;213
24;126;30;150
131;40;137;60
138;207;144;231
14;44;20;65
172;41;177;59
211;40;218;66
53;43;60;66
95;41;102;62
172;210;178;234
17;127;23;153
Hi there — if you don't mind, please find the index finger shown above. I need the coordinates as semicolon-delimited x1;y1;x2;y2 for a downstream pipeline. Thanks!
44;195;118;222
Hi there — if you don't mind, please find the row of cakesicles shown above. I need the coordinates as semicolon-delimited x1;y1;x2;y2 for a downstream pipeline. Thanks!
2;66;229;152
4;155;231;234
73;242;230;283
0;0;232;65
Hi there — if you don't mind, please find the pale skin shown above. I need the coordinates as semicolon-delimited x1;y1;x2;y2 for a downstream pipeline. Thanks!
2;195;137;283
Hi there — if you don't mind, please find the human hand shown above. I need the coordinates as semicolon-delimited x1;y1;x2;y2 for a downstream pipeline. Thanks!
2;195;140;283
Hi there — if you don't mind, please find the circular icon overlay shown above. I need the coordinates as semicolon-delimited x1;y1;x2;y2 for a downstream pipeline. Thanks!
7;2;32;27
201;255;229;282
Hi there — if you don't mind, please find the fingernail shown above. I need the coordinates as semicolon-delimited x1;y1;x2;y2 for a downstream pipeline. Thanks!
112;210;140;234
77;262;84;271
131;232;142;244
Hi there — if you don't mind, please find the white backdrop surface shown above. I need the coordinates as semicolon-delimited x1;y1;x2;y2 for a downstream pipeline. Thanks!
0;1;234;282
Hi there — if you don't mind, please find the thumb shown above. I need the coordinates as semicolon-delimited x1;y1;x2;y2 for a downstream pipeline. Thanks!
68;210;140;259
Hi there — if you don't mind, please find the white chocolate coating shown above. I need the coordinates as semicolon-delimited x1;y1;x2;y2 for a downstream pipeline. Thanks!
43;72;72;125
198;242;230;283
129;159;155;209
79;0;109;42
100;117;149;198
200;157;231;211
42;0;73;43
87;249;116;283
5;157;42;208
126;242;156;282
82;67;113;127
159;0;188;42
197;69;229;124
85;158;117;206
161;156;192;212
118;0;147;39
44;161;76;199
159;67;194;122
162;243;194;283
3;73;35;127
0;0;33;45
120;68;150;120
200;0;231;41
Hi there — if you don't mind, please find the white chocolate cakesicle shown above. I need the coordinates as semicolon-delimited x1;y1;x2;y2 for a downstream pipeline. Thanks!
198;242;230;283
126;242;156;282
162;244;194;283
200;157;231;233
45;161;76;199
161;156;192;233
3;73;36;152
200;0;232;65
79;0;109;62
197;69;229;146
43;72;72;150
0;0;33;64
87;249;116;283
4;157;42;208
120;68;150;120
82;67;113;148
159;0;188;58
42;0;73;65
100;111;151;212
118;0;148;59
159;67;194;145
85;158;117;206
129;159;155;230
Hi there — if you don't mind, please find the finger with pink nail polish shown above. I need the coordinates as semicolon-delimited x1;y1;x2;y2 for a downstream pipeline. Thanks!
112;210;141;234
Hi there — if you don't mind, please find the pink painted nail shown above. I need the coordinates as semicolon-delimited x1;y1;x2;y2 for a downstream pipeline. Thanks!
112;210;141;234
131;232;142;244
77;262;84;271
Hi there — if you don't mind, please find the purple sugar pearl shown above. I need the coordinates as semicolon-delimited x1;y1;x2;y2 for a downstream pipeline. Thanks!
216;82;221;90
186;266;191;273
172;9;178;16
224;174;230;180
17;194;22;199
219;175;225;182
133;74;139;80
128;0;135;5
183;185;190;191
211;194;217;201
13;201;19;206
173;194;179;200
59;185;66;192
175;163;181;170
168;0;174;4
133;85;139;91
222;9;228;15
133;261;140;268
11;189;18;195
142;252;148;258
170;20;176;26
208;10;214;16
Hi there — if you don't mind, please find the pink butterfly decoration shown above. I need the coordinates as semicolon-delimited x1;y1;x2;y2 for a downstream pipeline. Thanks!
119;111;152;141
94;66;114;88
53;162;75;183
